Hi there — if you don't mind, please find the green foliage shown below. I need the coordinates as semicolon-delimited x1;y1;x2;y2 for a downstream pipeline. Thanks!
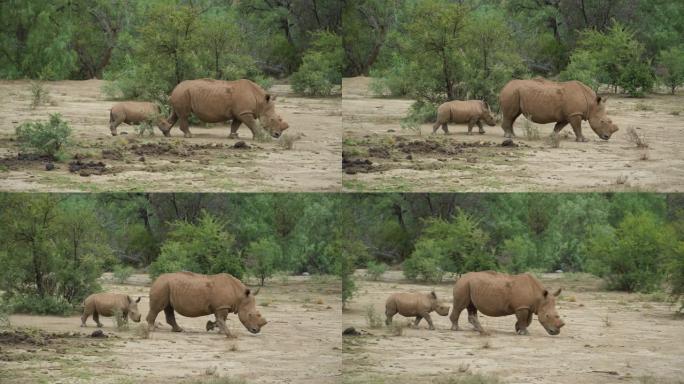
246;237;281;286
29;81;51;109
587;213;679;292
667;242;684;312
291;31;343;96
0;195;107;312
0;298;11;327
619;61;655;97
149;211;243;279
15;114;71;159
113;265;135;284
366;261;388;281
560;50;601;91
656;46;684;94
403;240;446;283
10;295;74;316
401;100;438;131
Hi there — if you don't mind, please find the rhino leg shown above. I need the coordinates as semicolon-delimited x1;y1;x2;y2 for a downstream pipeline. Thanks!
476;121;485;134
413;315;422;328
81;311;90;327
467;304;484;333
432;121;441;134
164;306;183;332
515;308;531;335
467;118;477;135
239;113;261;139
501;113;519;138
441;123;449;134
553;121;568;133
93;311;103;328
229;119;241;139
422;313;435;330
569;116;587;142
178;116;192;138
215;309;236;339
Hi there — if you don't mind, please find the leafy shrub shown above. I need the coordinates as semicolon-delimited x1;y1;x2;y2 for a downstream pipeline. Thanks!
15;113;71;159
667;242;684;313
149;211;243;279
113;265;135;284
619;61;655;97
401;100;438;132
366;261;388;281
403;240;446;283
246;237;281;286
500;235;539;273
560;50;601;91
0;299;10;327
586;212;678;292
291;31;342;96
656;47;684;95
10;295;74;316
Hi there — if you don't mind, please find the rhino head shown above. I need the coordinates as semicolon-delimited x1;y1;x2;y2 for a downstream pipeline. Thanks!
588;97;619;140
237;288;267;334
537;288;565;335
260;94;289;138
127;296;142;322
429;291;450;316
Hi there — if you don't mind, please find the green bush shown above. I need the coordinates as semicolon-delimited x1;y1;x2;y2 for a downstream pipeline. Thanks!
113;265;135;284
29;81;52;109
587;212;678;292
366;261;388;281
667;242;684;312
657;47;684;95
0;299;10;327
246;237;281;286
619;61;655;97
401;100;438;131
10;295;74;316
403;240;446;283
560;50;601;91
15;113;71;159
149;211;243;279
291;31;342;96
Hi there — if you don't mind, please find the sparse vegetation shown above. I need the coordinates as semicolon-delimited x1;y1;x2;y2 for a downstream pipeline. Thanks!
134;121;155;137
135;324;150;339
522;117;540;140
616;174;629;185
15;113;72;159
436;373;502;384
29;81;51;109
546;132;561;148
365;261;388;281
626;127;649;148
112;265;134;284
278;133;303;150
635;102;654;111
365;305;384;329
639;151;650;161
389;322;405;336
112;308;129;331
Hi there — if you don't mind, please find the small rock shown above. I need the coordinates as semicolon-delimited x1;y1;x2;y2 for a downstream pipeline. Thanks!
45;162;55;171
406;154;413;160
234;141;250;149
302;272;310;276
501;139;515;147
139;156;145;162
342;327;361;336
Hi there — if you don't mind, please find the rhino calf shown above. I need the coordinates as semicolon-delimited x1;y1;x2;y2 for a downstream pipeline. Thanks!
81;293;142;328
109;101;170;136
385;291;450;330
433;100;496;135
451;271;565;336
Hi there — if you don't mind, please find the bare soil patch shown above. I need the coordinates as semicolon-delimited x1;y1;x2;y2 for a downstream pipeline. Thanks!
342;270;684;384
0;80;341;192
342;76;684;192
2;274;341;384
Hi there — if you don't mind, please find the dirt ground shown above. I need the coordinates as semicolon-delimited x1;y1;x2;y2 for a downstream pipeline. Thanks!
342;270;684;384
0;80;341;192
342;77;684;192
1;274;341;384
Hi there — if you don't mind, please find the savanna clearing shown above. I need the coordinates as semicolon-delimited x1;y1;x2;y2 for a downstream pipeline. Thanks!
342;77;684;192
342;270;684;384
0;80;341;192
1;273;341;384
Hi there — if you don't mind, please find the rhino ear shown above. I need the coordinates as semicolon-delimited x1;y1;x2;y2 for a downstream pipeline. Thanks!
127;296;132;303
430;291;437;299
553;288;562;297
265;94;271;103
543;290;548;298
136;296;142;303
245;288;251;297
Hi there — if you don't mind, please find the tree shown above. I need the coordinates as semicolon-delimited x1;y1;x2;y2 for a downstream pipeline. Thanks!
291;31;343;96
246;237;281;286
656;46;684;94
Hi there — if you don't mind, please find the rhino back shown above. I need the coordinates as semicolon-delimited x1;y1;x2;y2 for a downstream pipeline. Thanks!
86;293;128;316
170;79;266;123
112;102;159;124
516;79;596;123
464;271;542;316
388;292;432;316
161;272;245;317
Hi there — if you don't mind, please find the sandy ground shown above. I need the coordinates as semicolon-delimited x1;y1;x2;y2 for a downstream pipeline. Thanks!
342;77;684;192
0;80;341;192
1;274;341;384
342;270;684;384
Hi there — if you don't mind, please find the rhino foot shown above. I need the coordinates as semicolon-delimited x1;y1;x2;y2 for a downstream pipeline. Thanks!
478;130;485;134
80;324;86;328
183;133;193;138
96;323;103;328
450;324;459;331
171;327;184;332
516;329;529;336
228;133;239;139
575;136;588;142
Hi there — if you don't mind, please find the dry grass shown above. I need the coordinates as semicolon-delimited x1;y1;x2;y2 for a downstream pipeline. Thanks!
626;127;649;148
603;314;612;327
365;305;384;329
616;174;629;185
546;132;561;148
634;102;654;111
278;133;304;150
389;322;405;336
522;117;540;140
29;81;52;109
639;151;650;161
